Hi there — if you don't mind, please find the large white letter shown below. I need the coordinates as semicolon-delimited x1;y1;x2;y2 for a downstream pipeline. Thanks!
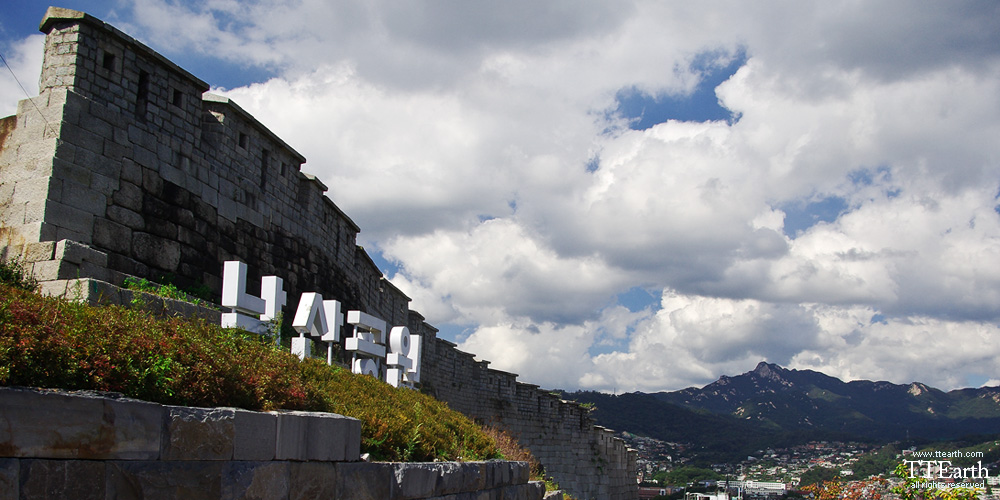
408;335;422;385
344;310;387;358
386;326;413;388
221;261;265;314
345;310;387;378
221;261;280;334
321;300;344;342
292;292;328;338
260;275;286;322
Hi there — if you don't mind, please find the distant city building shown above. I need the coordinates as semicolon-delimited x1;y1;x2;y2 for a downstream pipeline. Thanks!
721;480;787;498
685;492;729;500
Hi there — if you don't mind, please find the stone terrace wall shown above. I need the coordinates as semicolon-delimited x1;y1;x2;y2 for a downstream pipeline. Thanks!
410;314;638;500
0;386;544;500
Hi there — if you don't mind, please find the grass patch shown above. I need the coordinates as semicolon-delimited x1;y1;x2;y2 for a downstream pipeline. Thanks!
123;275;213;308
0;273;502;462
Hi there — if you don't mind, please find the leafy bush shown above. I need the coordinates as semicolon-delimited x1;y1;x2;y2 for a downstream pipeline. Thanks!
482;425;543;478
0;282;500;462
124;276;209;307
0;256;38;292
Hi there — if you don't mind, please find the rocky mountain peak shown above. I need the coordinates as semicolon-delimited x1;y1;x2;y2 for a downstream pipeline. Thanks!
751;361;787;384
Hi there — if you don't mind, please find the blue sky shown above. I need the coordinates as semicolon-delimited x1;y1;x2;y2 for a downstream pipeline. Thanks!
3;1;1000;393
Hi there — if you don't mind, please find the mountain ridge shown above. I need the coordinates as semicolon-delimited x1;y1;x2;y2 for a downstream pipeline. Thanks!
654;361;1000;439
564;361;1000;461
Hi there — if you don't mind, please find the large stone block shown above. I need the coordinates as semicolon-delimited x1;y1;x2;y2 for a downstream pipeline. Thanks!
394;462;489;499
132;231;180;271
18;459;106;500
75;141;121;182
14;137;58;168
35;199;94;240
20;240;56;262
11;176;53;205
112;180;143;211
161;406;236;461
60;121;105;155
334;461;396;500
0;459;17;500
2;221;57;247
103;140;130;164
60;183;108;217
274;410;360;462
393;463;442;499
91;171;120;197
67;278;124;306
485;461;515;490
55;238;108;266
108;252;150;278
217;194;238;222
288;461;338;500
120;158;142;184
233;409;277;461
146;217;178;239
159;163;186;188
93;217;132;254
0;387;163;460
141;194;174;220
31;258;78;281
51;155;93;188
107;460;224;500
77;107;114;141
107;205;145;230
222;461;290;500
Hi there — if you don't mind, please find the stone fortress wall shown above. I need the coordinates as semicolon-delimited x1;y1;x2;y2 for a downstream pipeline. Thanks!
412;318;638;500
0;7;637;500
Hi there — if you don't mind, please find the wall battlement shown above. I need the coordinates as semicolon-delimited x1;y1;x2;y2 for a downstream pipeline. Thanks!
0;7;637;499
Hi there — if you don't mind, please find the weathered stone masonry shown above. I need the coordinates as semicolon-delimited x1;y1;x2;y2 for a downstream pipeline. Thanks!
0;386;544;500
411;313;638;500
0;7;404;326
0;7;637;500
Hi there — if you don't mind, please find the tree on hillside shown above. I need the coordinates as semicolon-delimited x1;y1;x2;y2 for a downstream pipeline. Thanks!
799;467;838;487
851;443;900;478
662;466;720;486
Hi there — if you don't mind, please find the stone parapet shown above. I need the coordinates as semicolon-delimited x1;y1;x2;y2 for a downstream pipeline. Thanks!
0;386;358;463
0;386;544;500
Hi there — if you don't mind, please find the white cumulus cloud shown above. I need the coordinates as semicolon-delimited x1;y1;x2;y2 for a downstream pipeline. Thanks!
3;1;1000;392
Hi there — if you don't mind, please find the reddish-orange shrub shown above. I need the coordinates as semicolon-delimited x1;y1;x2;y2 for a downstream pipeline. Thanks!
0;282;499;462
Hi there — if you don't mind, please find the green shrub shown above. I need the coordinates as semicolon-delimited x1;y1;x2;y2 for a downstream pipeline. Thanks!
0;282;500;462
0;256;38;292
482;425;543;479
123;276;208;307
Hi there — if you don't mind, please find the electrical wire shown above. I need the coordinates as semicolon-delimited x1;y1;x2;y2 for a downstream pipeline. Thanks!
0;49;55;136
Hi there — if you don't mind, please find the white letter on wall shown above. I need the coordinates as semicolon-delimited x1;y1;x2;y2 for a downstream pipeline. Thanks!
386;326;413;388
345;310;387;377
221;261;283;335
292;292;329;339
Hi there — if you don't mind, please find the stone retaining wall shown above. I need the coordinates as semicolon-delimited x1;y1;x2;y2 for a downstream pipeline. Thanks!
0;386;544;500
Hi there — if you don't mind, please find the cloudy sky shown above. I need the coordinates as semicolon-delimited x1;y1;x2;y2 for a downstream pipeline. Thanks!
3;1;1000;393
